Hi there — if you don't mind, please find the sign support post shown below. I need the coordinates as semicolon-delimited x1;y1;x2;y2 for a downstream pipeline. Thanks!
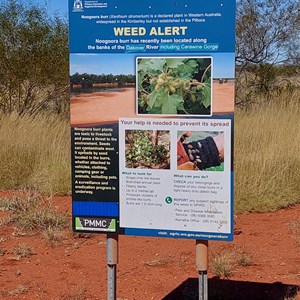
106;234;118;300
196;240;208;300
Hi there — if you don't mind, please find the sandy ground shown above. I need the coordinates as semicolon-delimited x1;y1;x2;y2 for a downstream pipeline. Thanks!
0;192;299;299
70;83;234;126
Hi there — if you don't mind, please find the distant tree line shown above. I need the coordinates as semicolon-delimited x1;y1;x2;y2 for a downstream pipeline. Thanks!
70;73;136;88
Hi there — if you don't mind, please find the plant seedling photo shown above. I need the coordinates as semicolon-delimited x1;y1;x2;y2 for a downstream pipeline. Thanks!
125;130;170;169
137;57;212;115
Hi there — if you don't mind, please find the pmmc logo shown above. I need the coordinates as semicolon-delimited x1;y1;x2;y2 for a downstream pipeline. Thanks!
73;0;84;12
75;217;117;232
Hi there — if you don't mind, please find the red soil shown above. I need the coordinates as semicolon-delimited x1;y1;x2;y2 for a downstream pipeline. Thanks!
0;192;299;299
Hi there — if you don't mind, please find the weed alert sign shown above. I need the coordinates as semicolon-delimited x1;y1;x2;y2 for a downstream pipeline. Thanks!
69;0;235;241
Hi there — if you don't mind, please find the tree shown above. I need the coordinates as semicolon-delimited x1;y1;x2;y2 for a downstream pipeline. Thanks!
235;0;299;106
0;0;69;115
286;18;300;68
236;0;299;66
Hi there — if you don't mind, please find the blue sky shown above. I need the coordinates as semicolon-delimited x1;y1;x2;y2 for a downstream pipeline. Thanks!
23;0;68;17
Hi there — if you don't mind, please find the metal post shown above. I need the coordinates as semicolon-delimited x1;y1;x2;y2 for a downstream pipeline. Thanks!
196;240;208;300
106;234;118;300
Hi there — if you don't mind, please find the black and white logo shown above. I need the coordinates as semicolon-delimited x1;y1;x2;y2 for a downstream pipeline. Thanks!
73;0;84;12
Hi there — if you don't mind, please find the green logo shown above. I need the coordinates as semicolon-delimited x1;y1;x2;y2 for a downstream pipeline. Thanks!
75;217;116;232
165;197;173;204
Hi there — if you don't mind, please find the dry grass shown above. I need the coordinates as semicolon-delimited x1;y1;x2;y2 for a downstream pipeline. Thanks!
0;247;6;256
211;253;233;278
235;89;300;212
0;112;70;195
6;285;29;297
0;89;299;213
0;192;67;231
212;249;253;278
288;221;300;246
144;257;169;267
13;243;33;259
42;227;64;245
60;285;89;300
236;251;253;267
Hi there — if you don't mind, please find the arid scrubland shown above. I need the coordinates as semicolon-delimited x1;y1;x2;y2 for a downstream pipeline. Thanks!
0;89;299;212
0;113;70;195
235;89;300;212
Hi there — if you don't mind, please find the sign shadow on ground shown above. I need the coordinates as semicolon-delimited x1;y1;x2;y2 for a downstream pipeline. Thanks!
162;277;299;300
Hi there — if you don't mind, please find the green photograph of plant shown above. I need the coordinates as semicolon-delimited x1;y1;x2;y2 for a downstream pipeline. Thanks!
137;57;212;115
125;130;170;169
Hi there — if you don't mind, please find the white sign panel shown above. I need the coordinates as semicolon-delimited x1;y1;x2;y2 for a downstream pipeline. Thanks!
119;118;231;234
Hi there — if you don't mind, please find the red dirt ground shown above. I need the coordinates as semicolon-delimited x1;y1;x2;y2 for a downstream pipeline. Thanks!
70;83;234;126
0;192;299;299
